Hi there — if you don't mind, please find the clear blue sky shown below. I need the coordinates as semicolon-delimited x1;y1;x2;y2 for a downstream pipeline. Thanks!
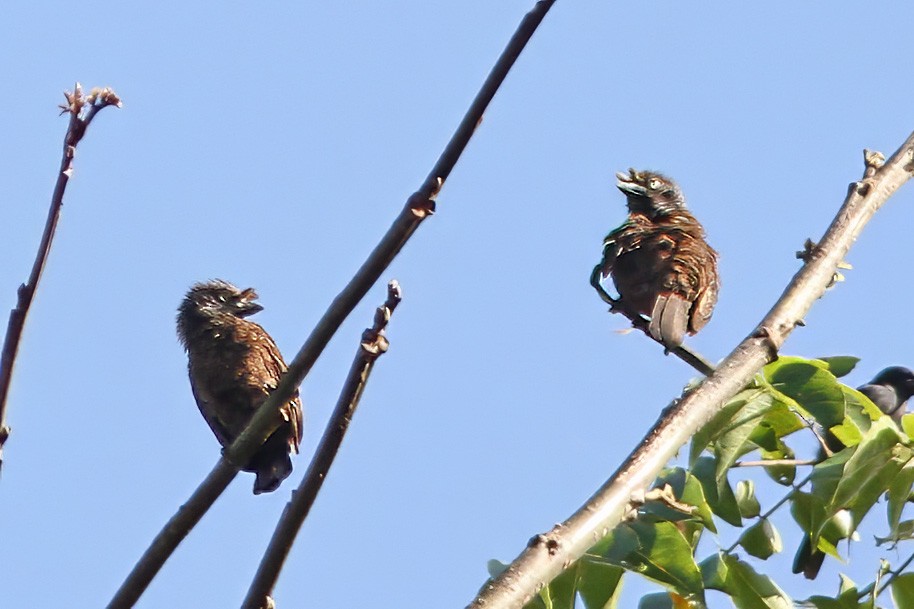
2;2;913;607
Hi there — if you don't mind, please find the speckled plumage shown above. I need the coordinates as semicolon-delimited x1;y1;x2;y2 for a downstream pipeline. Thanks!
177;280;302;494
597;169;719;348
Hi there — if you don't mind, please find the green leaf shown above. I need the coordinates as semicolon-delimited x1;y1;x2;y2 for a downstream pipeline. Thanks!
702;552;793;607
833;418;912;528
891;572;914;609
790;491;827;557
765;358;846;429
600;521;703;597
690;386;766;466
828;386;888;449
653;468;715;533
803;597;851;609
692;457;742;527
735;480;760;518
875;519;914;545
738;518;782;560
887;460;914;534
816;356;860;378
713;391;777;481
720;554;793;609
577;556;624;609
807;447;853;514
698;553;728;591
758;443;797;486
803;576;868;609
902;413;914;438
536;562;577;609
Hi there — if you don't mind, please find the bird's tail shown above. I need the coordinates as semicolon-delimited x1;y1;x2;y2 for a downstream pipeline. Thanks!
253;454;293;495
792;535;825;579
649;292;690;348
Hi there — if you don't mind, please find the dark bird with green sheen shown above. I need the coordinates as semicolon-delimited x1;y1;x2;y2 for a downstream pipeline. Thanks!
177;280;303;494
595;169;719;348
793;366;914;579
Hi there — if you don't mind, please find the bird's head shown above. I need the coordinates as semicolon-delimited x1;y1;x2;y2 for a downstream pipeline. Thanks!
872;366;914;402
616;169;685;218
178;279;264;322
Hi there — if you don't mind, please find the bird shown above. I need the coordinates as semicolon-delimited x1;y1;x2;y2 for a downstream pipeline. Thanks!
594;169;719;348
176;280;303;494
792;366;914;579
857;366;914;424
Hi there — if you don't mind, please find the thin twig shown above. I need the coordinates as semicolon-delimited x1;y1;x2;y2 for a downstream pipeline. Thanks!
873;548;914;597
107;3;555;607
732;459;816;468
589;269;716;376
0;83;121;474
723;472;813;554
469;138;914;609
241;281;402;609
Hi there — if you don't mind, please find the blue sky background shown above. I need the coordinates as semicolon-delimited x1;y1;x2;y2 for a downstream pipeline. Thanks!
2;2;914;607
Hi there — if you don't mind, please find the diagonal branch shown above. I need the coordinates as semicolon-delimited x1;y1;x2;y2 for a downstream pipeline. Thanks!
469;134;914;609
0;83;121;474
106;3;555;607
241;281;402;609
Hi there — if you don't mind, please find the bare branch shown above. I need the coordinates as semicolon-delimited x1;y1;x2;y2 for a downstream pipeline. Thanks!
469;134;914;609
106;3;555;606
0;83;121;474
241;281;402;609
732;459;815;468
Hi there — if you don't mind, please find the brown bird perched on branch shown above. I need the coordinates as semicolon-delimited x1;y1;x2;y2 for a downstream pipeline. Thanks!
177;280;303;494
594;169;719;348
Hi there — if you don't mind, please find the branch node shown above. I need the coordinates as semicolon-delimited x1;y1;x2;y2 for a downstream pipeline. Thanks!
863;149;885;177
545;538;559;555
751;325;782;360
795;238;819;263
526;534;560;555
408;191;436;218
855;180;872;197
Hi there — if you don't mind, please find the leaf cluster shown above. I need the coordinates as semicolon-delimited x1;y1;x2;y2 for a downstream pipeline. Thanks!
491;356;914;608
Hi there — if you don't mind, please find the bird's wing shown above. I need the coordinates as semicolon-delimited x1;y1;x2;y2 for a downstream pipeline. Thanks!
598;222;640;278
858;384;901;418
249;328;304;453
667;232;719;333
189;378;234;447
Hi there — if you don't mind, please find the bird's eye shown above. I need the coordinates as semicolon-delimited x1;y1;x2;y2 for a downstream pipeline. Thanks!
648;179;663;190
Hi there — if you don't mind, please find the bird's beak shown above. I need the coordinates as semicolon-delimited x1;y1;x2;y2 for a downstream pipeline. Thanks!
616;171;647;197
236;288;264;317
237;302;264;317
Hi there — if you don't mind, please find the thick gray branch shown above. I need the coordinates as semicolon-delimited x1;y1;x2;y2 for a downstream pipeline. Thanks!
469;133;914;609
